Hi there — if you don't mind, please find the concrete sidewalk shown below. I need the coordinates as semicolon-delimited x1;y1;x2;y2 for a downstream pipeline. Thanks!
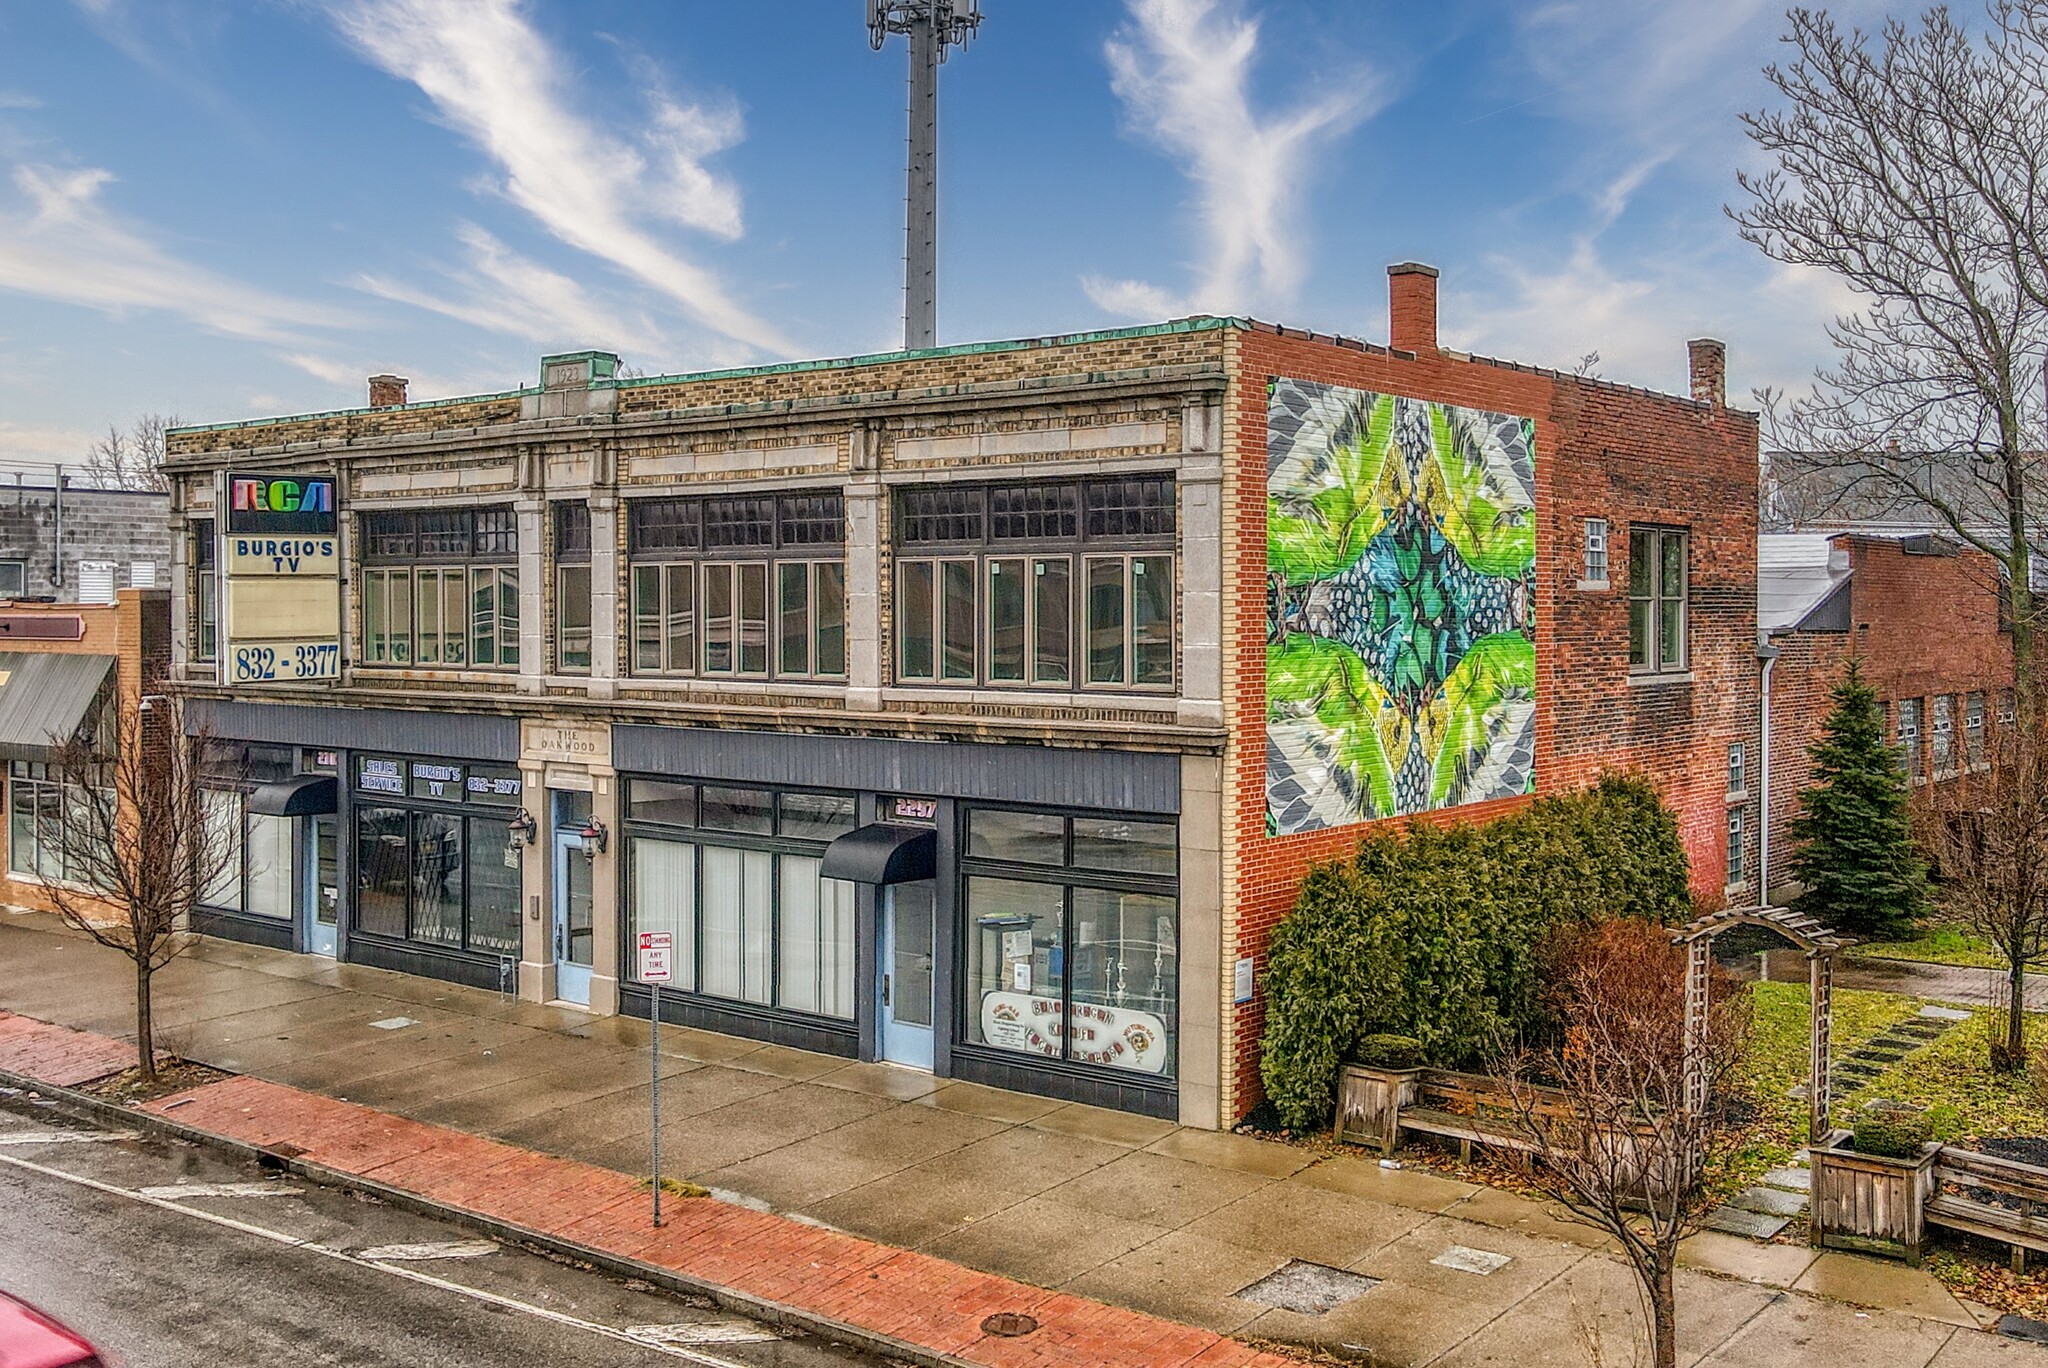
0;911;2035;1367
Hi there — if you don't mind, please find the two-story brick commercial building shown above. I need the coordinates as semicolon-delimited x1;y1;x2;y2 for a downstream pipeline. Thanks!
162;265;1761;1127
1759;531;2015;902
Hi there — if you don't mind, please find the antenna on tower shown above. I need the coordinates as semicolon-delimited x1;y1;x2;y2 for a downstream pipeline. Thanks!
868;1;981;352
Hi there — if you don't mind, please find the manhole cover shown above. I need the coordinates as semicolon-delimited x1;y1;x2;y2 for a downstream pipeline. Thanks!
1236;1261;1379;1315
980;1313;1038;1337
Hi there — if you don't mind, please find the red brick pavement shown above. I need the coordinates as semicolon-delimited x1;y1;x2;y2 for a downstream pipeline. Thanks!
0;1011;1299;1368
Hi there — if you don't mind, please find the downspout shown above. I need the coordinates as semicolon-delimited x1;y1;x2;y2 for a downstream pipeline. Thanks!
1757;638;1781;901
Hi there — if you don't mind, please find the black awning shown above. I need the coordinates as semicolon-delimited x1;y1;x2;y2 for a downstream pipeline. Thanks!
821;823;937;885
247;775;338;817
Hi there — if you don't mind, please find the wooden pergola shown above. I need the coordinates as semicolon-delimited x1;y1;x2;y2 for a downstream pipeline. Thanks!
1675;905;1845;1143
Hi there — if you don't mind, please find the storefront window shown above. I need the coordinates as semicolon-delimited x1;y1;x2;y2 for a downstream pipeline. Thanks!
7;761;106;886
359;508;520;670
352;754;524;957
961;806;1178;1079
623;778;856;1020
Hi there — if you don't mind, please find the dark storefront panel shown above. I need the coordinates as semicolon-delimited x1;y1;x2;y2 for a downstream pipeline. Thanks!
612;725;1180;816
186;698;519;763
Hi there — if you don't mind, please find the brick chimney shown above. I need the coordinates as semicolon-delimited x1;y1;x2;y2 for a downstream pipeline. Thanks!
1687;339;1725;408
1388;263;1439;354
368;374;408;409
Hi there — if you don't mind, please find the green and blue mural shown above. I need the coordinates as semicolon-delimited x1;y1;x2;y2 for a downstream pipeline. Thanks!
1266;378;1538;835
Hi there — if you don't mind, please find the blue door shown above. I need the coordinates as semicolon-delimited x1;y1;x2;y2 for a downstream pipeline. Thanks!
304;816;338;958
879;882;935;1069
553;829;594;1007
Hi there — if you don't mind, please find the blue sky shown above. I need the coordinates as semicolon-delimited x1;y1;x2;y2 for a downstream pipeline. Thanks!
0;0;1878;460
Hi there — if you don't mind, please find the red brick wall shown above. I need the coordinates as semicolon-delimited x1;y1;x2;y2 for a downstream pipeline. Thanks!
1219;325;1761;1120
1765;535;2013;893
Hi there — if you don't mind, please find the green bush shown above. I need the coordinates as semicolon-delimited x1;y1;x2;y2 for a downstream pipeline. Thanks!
1260;773;1692;1130
1352;1033;1426;1070
1851;1105;1932;1158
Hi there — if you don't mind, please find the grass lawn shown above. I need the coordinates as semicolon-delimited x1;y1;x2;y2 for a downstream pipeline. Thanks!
1848;1006;2048;1142
1848;921;2044;971
1725;981;1923;1187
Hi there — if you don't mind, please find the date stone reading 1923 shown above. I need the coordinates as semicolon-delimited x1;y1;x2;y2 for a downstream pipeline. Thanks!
220;471;343;685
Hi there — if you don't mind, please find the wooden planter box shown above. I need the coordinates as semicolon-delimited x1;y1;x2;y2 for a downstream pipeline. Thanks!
1334;1062;1423;1154
1809;1128;1940;1265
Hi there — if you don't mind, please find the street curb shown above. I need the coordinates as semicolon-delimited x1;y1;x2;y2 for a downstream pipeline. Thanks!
0;1066;981;1368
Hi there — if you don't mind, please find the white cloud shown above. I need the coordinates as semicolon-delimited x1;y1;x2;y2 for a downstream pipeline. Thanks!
327;0;789;357
1084;0;1378;320
355;222;671;357
0;163;353;344
0;93;42;111
0;419;94;463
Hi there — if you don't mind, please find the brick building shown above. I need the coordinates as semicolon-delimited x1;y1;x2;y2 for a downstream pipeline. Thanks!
0;589;171;922
1759;532;2014;902
161;265;1760;1126
0;482;173;602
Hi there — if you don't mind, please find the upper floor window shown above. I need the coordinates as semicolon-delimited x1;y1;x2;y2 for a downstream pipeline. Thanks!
1583;518;1609;586
1932;693;1956;776
1726;808;1745;885
1628;526;1687;674
1727;743;1745;795
896;477;1176;691
628;492;845;681
555;502;591;675
1897;697;1922;780
360;506;519;669
192;520;217;662
1967;691;1986;765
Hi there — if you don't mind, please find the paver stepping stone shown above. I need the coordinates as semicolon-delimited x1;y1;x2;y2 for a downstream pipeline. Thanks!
1704;1205;1790;1239
1762;1167;1811;1192
1731;1187;1807;1218
1919;1005;1972;1021
1431;1246;1512;1276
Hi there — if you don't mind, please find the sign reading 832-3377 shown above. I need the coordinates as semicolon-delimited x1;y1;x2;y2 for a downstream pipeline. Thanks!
228;640;340;684
219;471;342;686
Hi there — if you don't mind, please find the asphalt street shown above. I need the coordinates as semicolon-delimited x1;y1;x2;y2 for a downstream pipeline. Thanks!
0;1096;887;1368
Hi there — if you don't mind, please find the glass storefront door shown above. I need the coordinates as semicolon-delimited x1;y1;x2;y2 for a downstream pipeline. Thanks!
879;881;935;1069
552;791;594;1007
304;815;338;957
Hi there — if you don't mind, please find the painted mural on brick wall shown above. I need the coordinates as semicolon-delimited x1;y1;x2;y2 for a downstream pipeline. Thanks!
1265;378;1538;835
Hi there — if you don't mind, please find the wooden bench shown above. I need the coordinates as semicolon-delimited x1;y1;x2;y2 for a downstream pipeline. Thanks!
1400;1074;1568;1161
1927;1147;2048;1273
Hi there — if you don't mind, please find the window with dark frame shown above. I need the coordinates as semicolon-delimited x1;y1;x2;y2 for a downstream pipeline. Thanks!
554;502;592;674
896;476;1176;691
627;492;845;682
1628;526;1688;674
360;507;521;669
350;754;523;956
620;779;858;1020
958;805;1180;1081
193;519;217;662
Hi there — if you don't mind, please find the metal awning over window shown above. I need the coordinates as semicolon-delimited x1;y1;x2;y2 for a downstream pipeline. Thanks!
0;651;114;762
247;775;338;817
820;823;937;885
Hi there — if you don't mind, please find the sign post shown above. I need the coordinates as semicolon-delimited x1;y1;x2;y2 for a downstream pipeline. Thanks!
636;931;674;1227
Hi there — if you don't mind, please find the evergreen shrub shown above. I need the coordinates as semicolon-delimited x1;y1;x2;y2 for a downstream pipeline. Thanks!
1851;1105;1932;1159
1260;774;1692;1130
1352;1033;1426;1070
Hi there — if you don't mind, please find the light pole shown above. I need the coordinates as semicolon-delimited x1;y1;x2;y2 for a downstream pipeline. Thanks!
868;0;981;352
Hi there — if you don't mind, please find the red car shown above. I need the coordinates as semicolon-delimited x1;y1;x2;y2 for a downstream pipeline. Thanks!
0;1292;104;1368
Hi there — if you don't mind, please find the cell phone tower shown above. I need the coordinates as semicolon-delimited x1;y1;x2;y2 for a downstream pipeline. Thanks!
868;1;982;352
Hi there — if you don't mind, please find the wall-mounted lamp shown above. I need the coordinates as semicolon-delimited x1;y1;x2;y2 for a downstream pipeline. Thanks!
506;808;539;849
577;818;609;858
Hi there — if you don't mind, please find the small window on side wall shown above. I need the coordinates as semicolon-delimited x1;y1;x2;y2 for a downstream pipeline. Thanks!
1728;743;1745;795
1582;518;1608;586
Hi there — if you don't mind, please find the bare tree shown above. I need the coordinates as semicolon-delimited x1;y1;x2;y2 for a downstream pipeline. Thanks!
1732;4;2048;689
1502;921;1751;1368
84;413;177;492
1916;693;2048;1069
38;701;238;1081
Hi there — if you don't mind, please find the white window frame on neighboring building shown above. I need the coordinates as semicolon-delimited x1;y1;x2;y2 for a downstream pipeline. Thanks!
1581;518;1609;588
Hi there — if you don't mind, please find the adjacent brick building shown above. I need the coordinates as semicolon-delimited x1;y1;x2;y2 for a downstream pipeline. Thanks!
0;483;173;602
1759;532;2014;901
162;266;1761;1127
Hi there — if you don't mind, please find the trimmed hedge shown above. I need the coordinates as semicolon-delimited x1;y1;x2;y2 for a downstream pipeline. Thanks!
1353;1033;1426;1070
1260;774;1692;1129
1852;1106;1932;1159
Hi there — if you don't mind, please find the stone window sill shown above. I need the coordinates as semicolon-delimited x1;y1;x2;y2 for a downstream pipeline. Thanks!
1575;578;1610;592
1628;670;1695;689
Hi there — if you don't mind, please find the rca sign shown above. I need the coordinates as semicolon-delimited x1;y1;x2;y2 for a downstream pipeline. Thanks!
217;471;342;685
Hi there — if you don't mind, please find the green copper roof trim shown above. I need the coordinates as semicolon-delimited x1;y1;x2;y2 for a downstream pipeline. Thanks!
166;385;537;437
605;315;1244;392
166;316;1245;438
